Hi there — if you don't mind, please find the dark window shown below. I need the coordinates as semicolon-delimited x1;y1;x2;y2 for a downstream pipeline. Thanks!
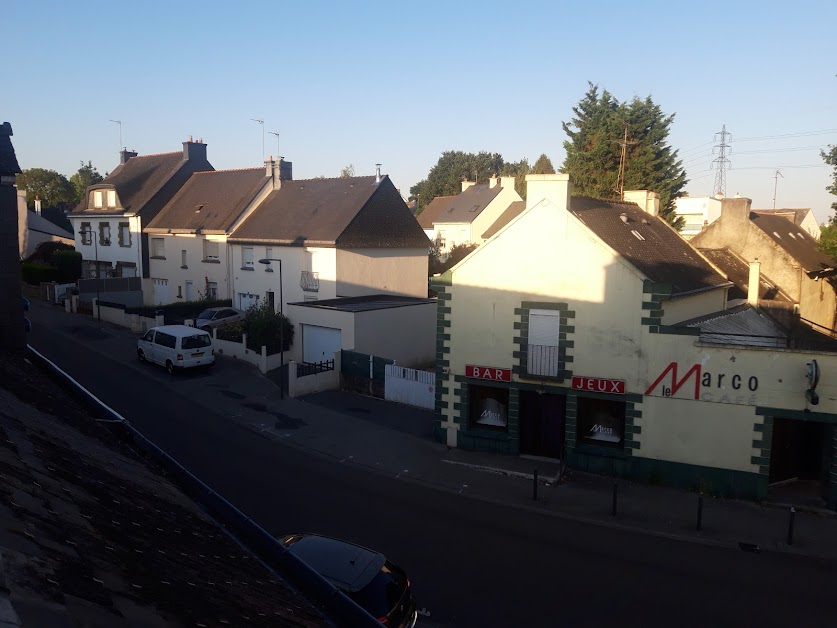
469;385;509;430
198;309;217;320
153;332;176;348
576;397;626;448
348;562;406;619
142;330;155;342
182;334;211;350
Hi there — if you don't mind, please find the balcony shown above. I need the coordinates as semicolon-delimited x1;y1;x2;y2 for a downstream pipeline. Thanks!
527;344;560;377
300;271;319;292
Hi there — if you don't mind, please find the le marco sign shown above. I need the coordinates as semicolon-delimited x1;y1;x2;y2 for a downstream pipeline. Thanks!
645;362;759;404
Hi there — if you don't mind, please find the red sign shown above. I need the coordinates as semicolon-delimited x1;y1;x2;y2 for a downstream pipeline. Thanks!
466;364;512;382
571;376;625;394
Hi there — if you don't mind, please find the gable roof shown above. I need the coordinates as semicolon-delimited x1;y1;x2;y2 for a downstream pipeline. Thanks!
229;175;429;248
482;200;526;239
749;213;834;274
26;210;74;239
696;247;792;303
752;208;812;228
146;168;268;234
417;184;503;228
72;148;213;216
682;304;788;347
570;196;731;296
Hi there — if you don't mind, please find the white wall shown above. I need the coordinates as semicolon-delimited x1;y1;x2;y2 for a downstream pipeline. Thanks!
147;233;231;302
285;303;356;362
71;214;143;277
336;248;428;298
353;301;436;366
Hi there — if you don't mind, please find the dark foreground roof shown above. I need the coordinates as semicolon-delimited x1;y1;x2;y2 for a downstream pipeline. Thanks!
0;350;327;627
750;213;834;274
146;168;268;233
0;122;21;176
289;294;435;312
697;248;793;303
682;304;789;347
417;184;503;229
571;196;731;296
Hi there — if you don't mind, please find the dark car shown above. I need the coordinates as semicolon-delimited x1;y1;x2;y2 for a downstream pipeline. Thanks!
279;534;417;627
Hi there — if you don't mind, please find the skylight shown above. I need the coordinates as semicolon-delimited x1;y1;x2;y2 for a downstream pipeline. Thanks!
631;230;645;241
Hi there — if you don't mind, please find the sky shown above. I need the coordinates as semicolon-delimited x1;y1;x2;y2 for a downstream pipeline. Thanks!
4;0;836;222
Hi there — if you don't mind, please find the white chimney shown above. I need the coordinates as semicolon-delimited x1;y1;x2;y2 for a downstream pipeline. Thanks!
748;260;761;306
623;190;660;217
461;179;475;192
488;174;499;188
524;174;570;211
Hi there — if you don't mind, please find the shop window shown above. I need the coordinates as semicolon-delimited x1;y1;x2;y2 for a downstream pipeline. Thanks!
576;397;626;448
469;385;509;431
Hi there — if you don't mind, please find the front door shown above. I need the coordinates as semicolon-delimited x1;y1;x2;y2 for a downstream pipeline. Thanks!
769;417;830;505
519;391;566;459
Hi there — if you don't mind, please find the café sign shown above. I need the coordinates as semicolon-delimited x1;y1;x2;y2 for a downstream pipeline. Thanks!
465;364;512;382
571;376;625;394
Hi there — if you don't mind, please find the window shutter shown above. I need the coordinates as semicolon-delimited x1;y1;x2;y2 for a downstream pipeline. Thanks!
528;310;560;347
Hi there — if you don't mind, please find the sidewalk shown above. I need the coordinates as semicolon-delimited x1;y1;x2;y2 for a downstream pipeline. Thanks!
247;388;837;563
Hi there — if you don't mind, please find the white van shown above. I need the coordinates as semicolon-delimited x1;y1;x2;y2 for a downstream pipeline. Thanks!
137;325;215;374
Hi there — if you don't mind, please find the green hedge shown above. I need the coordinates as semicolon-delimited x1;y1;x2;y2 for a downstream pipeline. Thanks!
21;262;58;285
53;250;82;283
125;299;232;319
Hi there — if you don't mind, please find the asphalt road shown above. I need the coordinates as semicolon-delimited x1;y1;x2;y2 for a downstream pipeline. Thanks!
26;304;837;627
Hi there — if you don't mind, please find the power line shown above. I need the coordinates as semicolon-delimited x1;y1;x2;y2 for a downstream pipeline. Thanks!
733;128;837;143
734;145;828;155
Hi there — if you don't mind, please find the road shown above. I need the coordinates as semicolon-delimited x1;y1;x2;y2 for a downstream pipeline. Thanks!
27;303;837;627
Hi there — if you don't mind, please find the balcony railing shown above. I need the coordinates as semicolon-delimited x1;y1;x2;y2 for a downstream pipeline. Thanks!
527;344;560;377
300;271;319;292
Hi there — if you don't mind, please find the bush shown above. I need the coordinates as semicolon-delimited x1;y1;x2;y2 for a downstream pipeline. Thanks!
21;262;58;285
244;302;294;355
25;241;74;264
125;299;232;320
53;250;82;283
215;320;245;342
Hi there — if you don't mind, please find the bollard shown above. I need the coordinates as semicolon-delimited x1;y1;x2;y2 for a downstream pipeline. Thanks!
533;468;539;501
696;494;704;531
611;483;618;517
787;507;796;546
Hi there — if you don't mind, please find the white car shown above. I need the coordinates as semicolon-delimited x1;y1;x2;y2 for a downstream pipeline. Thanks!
137;325;214;374
195;307;245;332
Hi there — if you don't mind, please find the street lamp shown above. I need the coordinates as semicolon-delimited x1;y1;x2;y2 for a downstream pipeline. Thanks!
258;257;284;398
79;227;100;322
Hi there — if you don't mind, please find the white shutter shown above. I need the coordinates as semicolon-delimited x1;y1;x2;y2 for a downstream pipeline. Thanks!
528;309;560;376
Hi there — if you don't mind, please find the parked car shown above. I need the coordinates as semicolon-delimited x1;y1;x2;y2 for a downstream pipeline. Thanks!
194;307;245;332
279;534;417;628
137;325;214;374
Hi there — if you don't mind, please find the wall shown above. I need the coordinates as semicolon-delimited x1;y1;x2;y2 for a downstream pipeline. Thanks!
71;215;143;277
661;289;727;325
284;303;356;363
353;302;436;366
435;223;470;254
799;275;836;330
147;233;231;303
336;248;428;298
287;353;341;397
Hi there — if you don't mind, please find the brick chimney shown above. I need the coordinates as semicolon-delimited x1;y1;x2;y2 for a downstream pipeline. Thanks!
525;174;571;211
119;149;138;164
624;190;660;217
182;137;207;162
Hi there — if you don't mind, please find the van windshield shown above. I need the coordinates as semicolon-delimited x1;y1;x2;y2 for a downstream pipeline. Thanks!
182;334;212;350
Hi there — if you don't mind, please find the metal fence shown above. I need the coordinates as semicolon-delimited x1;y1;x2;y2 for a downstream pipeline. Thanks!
297;360;335;377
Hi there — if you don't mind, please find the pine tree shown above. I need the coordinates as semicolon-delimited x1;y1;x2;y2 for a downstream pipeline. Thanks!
561;83;687;227
531;154;556;174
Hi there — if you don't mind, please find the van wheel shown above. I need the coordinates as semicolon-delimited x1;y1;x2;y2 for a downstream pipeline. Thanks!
137;349;146;362
166;361;175;375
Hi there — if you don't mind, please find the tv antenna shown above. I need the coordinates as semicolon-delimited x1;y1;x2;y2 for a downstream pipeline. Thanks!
614;124;637;200
109;119;123;150
268;130;280;158
250;118;265;160
772;169;783;209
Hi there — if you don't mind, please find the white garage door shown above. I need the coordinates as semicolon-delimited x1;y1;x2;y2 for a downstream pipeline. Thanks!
303;325;342;364
239;293;260;310
152;279;169;305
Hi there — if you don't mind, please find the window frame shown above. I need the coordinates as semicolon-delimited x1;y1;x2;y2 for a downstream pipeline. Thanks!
80;222;92;245
151;237;166;259
468;384;509;432
575;396;627;449
118;222;131;247
98;222;111;246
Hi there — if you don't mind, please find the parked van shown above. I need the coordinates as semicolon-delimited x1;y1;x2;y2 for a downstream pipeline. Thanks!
137;325;215;374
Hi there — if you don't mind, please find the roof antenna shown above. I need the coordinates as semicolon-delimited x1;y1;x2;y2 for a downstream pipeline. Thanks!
250;118;265;160
109;119;123;151
772;169;783;209
375;164;382;183
268;130;280;159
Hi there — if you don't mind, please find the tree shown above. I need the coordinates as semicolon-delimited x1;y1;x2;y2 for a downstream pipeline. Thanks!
531;153;556;174
561;83;688;227
15;168;75;210
70;161;103;203
819;222;837;262
410;151;505;214
501;158;529;199
822;145;837;212
339;164;355;178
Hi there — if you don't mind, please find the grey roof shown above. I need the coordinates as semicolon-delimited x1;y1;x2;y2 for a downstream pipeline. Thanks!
72;147;213;217
289;294;435;312
482;200;526;239
0;122;21;175
26;210;74;239
750;213;834;274
570;196;731;296
229;175;429;248
417;184;503;229
752;208;812;228
146;168;268;234
683;304;789;347
0;350;327;627
697;247;792;303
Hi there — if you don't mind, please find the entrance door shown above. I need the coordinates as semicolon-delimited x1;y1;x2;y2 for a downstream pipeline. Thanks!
519;391;566;459
303;325;341;363
769;417;830;503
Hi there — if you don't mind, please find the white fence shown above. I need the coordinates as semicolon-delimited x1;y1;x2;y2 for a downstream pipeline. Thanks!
384;364;435;409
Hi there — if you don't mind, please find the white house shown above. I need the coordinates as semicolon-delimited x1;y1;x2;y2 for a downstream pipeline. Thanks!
17;189;73;258
672;195;724;239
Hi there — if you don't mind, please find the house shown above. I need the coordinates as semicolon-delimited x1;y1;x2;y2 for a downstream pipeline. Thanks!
417;175;522;255
691;197;837;331
672;195;723;239
433;173;837;509
144;159;284;305
752;207;820;241
69;139;213;286
17;188;74;258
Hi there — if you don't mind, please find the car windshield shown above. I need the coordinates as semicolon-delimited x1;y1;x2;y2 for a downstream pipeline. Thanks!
182;334;212;350
197;309;216;320
347;562;406;618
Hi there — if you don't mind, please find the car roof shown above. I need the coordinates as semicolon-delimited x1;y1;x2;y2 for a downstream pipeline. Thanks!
150;325;211;336
282;534;386;592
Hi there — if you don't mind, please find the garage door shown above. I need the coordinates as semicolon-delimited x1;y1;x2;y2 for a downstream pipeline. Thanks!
303;325;342;364
152;279;169;305
238;293;260;310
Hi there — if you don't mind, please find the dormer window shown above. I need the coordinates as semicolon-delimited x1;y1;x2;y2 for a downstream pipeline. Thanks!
107;190;116;207
93;190;103;208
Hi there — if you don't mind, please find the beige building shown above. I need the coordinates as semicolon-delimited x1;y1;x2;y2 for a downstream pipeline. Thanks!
433;174;837;509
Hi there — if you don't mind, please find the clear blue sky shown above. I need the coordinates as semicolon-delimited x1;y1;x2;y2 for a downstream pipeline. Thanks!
5;0;836;221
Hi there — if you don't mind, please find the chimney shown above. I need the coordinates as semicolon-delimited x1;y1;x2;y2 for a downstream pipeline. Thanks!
375;163;382;184
34;195;41;215
524;173;571;211
720;196;753;229
120;149;138;164
499;175;516;191
182;138;207;162
270;157;293;190
488;174;499;189
748;259;760;306
461;179;475;192
624;190;660;217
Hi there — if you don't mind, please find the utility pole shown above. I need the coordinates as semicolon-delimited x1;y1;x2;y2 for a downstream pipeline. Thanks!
268;131;280;159
711;124;732;197
615;124;637;200
250;118;264;160
772;169;783;209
